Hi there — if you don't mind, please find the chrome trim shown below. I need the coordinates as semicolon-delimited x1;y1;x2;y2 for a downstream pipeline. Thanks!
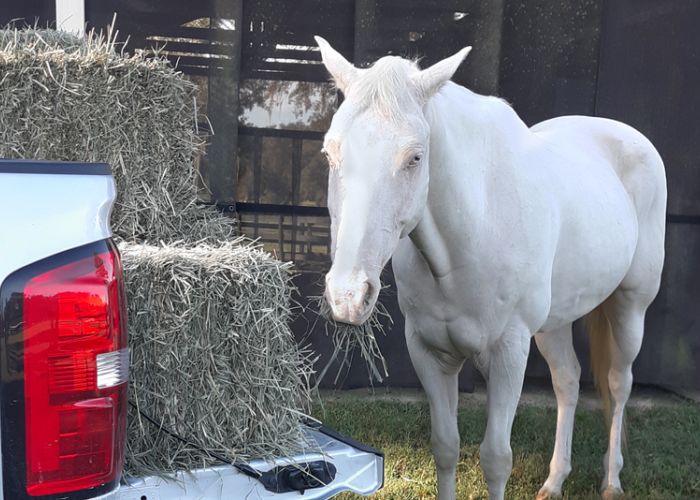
96;348;129;389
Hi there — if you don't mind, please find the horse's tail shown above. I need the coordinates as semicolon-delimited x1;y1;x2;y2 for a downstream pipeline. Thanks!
586;303;613;427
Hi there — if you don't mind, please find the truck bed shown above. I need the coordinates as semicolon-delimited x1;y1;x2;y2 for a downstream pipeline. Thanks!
118;426;384;499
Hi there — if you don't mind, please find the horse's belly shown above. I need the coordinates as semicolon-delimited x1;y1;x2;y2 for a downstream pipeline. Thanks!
543;183;638;331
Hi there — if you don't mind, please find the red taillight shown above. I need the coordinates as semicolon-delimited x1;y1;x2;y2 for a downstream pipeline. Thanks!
22;246;128;496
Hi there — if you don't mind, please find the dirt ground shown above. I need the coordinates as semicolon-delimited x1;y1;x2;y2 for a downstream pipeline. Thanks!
320;383;695;410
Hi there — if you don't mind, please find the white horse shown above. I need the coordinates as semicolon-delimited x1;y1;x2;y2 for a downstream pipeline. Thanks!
315;36;666;500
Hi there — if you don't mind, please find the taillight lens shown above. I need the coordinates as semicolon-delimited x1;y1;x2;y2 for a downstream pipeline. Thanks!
0;240;128;498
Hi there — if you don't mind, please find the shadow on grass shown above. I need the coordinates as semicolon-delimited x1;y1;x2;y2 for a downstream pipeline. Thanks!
314;397;700;499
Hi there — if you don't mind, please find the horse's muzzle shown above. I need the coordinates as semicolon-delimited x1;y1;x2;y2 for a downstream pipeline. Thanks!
324;270;379;325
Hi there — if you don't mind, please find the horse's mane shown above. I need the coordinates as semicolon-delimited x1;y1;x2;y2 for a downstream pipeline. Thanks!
348;56;420;125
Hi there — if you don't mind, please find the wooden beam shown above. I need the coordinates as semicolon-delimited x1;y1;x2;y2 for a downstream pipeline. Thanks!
205;0;243;204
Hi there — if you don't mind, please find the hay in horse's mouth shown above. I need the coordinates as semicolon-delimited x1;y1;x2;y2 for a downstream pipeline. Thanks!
311;293;391;386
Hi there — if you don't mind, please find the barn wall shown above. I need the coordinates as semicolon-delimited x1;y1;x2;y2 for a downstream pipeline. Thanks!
21;0;698;391
594;0;700;391
0;0;55;26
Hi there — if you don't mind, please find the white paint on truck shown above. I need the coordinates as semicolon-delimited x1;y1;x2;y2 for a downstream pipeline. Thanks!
0;172;114;287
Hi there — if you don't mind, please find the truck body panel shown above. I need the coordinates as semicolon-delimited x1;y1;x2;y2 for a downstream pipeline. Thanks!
0;162;115;288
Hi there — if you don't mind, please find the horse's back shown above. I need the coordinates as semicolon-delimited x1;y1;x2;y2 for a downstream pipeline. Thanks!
531;115;667;330
532;115;666;219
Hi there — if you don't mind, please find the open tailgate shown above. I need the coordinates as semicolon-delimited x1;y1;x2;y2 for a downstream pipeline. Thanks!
117;425;383;499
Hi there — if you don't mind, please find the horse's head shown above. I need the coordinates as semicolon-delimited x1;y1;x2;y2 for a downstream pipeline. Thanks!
316;36;471;325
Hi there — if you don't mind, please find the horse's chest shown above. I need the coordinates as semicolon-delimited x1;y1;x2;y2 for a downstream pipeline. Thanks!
401;293;491;358
392;240;510;356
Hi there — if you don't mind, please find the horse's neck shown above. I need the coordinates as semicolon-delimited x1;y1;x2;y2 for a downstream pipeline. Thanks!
425;83;530;182
409;83;531;276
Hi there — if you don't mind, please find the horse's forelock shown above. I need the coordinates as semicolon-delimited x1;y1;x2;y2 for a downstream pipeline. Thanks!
348;56;421;124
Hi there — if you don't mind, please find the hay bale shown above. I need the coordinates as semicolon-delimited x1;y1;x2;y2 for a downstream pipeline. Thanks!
0;27;85;49
0;27;236;242
120;240;314;476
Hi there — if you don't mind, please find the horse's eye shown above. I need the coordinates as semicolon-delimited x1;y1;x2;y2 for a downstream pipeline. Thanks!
407;154;422;169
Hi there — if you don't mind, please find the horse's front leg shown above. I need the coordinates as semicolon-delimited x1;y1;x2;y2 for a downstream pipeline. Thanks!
534;324;580;499
405;321;463;500
479;324;531;500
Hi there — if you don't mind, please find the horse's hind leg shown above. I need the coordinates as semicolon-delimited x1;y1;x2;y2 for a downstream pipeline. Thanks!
600;181;664;498
405;321;462;500
599;291;651;499
534;323;580;499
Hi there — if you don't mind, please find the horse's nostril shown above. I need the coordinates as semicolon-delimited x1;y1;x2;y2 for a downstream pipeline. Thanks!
363;281;374;309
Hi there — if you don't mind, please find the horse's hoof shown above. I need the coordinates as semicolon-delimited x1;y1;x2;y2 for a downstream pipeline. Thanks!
601;486;624;500
536;487;562;500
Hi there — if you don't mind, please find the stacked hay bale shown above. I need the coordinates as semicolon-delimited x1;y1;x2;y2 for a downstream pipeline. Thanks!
121;241;312;473
0;27;235;242
0;28;313;475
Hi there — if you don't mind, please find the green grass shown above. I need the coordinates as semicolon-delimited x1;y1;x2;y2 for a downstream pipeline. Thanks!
313;396;700;499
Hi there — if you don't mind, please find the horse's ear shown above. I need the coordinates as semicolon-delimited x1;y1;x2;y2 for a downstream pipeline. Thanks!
315;36;359;94
413;46;472;101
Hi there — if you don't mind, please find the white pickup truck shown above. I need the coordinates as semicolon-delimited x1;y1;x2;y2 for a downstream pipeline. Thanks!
0;159;383;500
